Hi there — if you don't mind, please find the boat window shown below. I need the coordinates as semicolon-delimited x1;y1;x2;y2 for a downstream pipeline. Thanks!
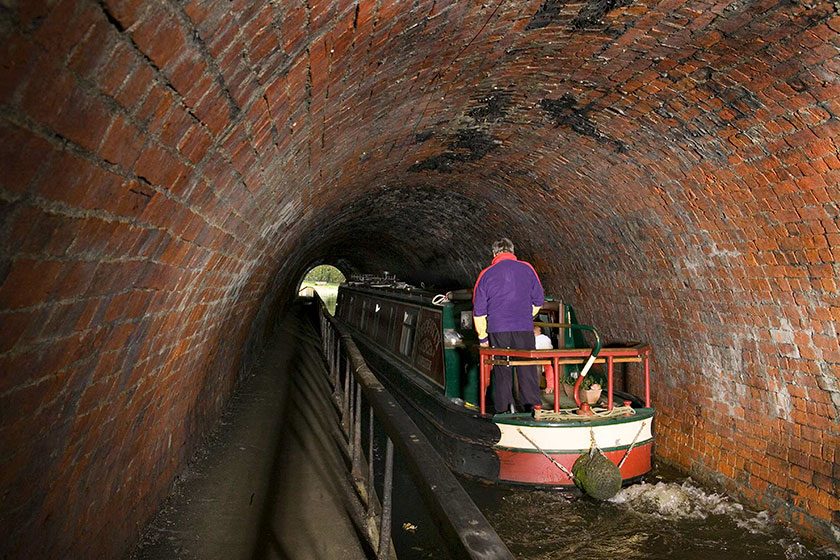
536;312;557;345
399;310;418;357
363;300;378;338
386;305;395;345
346;295;355;322
360;299;368;330
370;302;380;338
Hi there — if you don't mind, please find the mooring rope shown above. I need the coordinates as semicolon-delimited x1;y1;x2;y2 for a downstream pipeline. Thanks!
516;428;575;480
533;404;635;422
618;421;647;468
431;294;448;306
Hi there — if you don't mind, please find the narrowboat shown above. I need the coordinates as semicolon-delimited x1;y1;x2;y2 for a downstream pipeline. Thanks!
334;275;654;488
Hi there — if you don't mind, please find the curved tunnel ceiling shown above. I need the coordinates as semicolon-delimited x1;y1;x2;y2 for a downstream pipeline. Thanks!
0;0;838;556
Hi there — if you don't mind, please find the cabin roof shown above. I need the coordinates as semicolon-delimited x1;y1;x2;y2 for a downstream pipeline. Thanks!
340;282;442;305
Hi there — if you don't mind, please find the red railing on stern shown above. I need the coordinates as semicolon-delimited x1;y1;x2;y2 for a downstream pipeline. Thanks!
478;344;651;415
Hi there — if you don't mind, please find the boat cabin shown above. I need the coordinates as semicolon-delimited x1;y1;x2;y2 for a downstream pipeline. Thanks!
335;278;651;414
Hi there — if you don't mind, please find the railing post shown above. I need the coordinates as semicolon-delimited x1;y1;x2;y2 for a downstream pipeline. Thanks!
552;357;560;412
339;338;345;394
333;339;341;392
353;382;362;477
607;355;614;410
479;350;487;415
377;438;394;560
368;405;375;512
343;357;351;426
348;380;356;451
327;329;341;384
332;330;339;385
644;351;651;407
327;318;332;359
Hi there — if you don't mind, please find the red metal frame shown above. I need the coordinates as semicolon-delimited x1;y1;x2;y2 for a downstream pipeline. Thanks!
479;345;651;414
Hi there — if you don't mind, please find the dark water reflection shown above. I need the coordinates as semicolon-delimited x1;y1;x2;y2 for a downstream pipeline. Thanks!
461;465;839;560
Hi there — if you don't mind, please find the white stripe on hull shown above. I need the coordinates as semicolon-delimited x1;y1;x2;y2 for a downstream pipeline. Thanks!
496;418;652;452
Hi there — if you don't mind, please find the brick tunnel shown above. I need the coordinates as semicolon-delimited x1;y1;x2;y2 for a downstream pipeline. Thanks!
1;0;839;557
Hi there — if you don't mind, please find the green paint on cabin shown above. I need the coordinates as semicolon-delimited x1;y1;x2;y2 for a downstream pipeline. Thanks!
442;301;481;405
561;304;586;380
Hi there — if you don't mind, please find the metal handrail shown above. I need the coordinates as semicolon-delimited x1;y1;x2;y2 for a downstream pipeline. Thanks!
479;343;652;414
534;321;603;355
313;294;513;560
534;321;601;408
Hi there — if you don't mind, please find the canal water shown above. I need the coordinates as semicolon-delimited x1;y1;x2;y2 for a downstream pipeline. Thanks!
465;464;839;560
391;460;839;560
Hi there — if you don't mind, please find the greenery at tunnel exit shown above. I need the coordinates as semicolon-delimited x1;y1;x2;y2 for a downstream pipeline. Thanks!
299;265;345;314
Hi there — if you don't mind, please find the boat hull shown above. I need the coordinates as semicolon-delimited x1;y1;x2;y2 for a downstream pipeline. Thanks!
495;416;653;486
352;332;504;480
497;442;653;486
493;413;653;486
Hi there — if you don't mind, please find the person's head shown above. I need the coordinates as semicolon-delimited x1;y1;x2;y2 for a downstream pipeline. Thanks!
491;238;514;257
533;325;542;336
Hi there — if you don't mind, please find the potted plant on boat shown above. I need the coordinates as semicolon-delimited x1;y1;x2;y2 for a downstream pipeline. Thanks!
579;370;606;405
561;368;579;398
561;368;606;404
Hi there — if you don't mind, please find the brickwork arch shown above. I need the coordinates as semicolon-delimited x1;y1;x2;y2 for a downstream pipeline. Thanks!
0;0;838;556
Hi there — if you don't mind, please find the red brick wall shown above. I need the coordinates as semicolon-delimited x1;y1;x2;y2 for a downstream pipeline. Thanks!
1;0;838;556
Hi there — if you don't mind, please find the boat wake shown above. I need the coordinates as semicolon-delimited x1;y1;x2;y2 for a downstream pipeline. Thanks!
610;479;747;520
610;480;840;560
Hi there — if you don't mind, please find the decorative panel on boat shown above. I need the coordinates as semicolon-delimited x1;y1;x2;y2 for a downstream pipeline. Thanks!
412;308;444;386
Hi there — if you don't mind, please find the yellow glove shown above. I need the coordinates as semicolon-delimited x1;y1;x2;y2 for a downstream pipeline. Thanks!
474;315;488;343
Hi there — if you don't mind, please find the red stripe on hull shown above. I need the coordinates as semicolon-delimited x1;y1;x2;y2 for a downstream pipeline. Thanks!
496;442;653;486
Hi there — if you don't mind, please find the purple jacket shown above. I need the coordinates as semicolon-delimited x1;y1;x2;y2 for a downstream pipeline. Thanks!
473;253;544;333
